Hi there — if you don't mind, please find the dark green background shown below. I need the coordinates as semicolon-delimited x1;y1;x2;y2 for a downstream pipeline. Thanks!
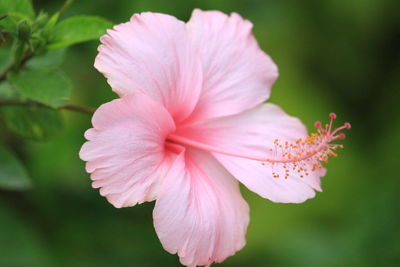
1;0;399;266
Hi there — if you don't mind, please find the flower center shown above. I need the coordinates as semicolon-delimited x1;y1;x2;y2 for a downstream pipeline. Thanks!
167;113;350;179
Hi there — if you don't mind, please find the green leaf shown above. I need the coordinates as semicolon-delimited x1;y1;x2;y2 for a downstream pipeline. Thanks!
0;147;32;190
0;12;27;33
48;15;112;49
0;0;35;18
0;105;63;141
42;12;59;37
27;49;66;69
8;68;72;108
0;46;12;73
0;0;35;31
0;81;17;99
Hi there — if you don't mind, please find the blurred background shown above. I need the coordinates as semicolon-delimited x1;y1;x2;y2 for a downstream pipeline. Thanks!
1;0;399;266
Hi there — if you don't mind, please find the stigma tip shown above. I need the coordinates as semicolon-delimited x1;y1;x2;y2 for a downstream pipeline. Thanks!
337;133;346;139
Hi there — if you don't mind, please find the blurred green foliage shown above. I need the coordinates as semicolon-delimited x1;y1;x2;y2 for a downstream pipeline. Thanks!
0;0;111;145
0;0;399;266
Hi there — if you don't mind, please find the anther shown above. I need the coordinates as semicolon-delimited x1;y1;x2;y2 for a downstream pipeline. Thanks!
262;112;350;180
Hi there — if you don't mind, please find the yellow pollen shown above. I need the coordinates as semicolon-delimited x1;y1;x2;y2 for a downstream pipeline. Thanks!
261;113;350;179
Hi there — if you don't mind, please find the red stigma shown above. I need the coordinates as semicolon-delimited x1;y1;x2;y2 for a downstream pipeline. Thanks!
337;133;346;139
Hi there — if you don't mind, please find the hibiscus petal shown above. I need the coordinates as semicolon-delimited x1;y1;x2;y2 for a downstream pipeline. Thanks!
153;148;249;267
95;12;202;123
79;94;176;208
174;103;325;203
215;155;326;203
186;9;278;121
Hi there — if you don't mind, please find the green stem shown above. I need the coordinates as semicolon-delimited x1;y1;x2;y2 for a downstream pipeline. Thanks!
0;52;32;82
0;99;95;114
59;0;75;17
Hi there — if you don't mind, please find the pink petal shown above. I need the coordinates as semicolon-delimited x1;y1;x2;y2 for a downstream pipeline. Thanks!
215;155;326;203
79;94;176;208
95;12;202;123
174;103;325;203
186;9;278;121
153;148;249;267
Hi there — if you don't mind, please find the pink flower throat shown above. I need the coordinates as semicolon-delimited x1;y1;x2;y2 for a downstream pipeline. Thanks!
168;113;351;179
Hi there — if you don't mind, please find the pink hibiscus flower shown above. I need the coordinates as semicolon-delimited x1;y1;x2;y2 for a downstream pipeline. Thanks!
79;9;350;267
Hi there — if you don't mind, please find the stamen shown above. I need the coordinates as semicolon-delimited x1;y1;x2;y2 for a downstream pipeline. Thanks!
167;113;350;180
261;113;350;178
